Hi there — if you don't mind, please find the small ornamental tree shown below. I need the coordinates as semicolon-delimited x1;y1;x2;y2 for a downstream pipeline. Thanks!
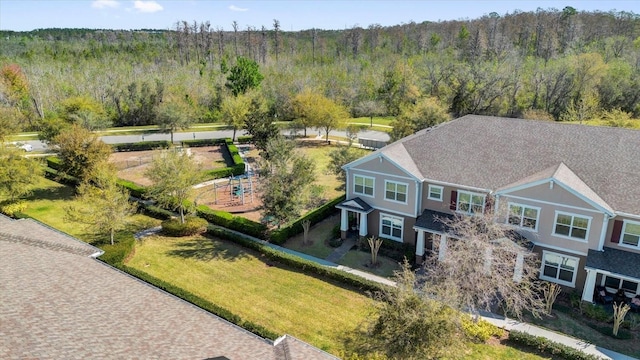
51;124;113;181
145;149;203;224
612;302;630;337
542;282;562;315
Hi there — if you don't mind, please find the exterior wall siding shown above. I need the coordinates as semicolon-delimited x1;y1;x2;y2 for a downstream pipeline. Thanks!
532;245;588;291
603;215;640;255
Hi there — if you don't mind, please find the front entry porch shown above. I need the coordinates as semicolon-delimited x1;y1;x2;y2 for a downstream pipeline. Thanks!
582;247;640;304
335;197;374;240
413;209;455;264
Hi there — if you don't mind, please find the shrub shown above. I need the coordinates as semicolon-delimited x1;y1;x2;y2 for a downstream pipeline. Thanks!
116;178;147;198
99;233;136;266
582;303;611;322
46;156;62;170
140;203;174;220
196;205;267;239
161;216;208;236
237;136;253;144
207;226;385;294
112;141;170;152
462;317;504;342
180;138;227;147
0;201;27;218
586;322;632;339
43;166;80;186
328;237;343;248
358;235;414;263
507;330;602;360
268;195;345;245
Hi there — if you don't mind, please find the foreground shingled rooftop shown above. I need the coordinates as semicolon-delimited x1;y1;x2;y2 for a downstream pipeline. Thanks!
0;215;336;360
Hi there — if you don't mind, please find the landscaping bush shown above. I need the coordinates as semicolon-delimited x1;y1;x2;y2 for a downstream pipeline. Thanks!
119;264;279;340
140;203;174;220
112;141;170;152
357;236;414;263
587;322;632;340
161;216;208;236
507;330;602;360
99;233;136;267
328;237;343;248
236;136;252;144
46;156;62;170
461;317;504;342
0;201;27;218
582;303;612;322
269;195;345;245
207;226;385;294
43;166;80;186
116;178;147;198
196;205;267;239
180;138;227;147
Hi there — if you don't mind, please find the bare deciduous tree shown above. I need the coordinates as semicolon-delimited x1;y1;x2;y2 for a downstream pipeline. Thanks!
542;281;562;315
367;236;383;266
613;302;630;337
422;211;545;320
302;219;311;245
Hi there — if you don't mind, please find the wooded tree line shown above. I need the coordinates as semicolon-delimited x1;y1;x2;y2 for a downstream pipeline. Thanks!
0;7;639;134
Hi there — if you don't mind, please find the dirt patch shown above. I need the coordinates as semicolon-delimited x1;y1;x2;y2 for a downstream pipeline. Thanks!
111;146;228;186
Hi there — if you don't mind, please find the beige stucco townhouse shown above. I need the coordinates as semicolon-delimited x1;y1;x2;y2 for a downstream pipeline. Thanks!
338;115;640;303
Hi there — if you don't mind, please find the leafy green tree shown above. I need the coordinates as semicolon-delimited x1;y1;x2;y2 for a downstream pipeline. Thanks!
51;124;113;181
156;101;193;143
259;136;315;228
389;97;450;141
0;107;22;144
220;93;251;141
145;149;203;224
110;80;164;127
0;147;42;203
349;261;463;360
58;96;110;130
354;99;385;127
244;94;279;152
377;63;420;116
66;165;136;245
326;140;366;189
291;89;321;137
291;90;348;142
225;56;264;96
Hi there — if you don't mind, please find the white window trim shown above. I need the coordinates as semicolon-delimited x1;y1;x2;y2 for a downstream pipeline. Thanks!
353;174;375;198
552;211;591;243
507;202;541;232
539;250;579;287
456;190;486;215
427;184;444;202
384;180;409;204
603;275;639;296
379;213;403;242
619;219;640;250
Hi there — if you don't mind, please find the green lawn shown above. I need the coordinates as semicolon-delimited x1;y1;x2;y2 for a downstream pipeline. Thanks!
127;233;372;354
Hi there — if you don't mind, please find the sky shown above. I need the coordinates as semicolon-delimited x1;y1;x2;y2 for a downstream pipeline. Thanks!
0;0;638;32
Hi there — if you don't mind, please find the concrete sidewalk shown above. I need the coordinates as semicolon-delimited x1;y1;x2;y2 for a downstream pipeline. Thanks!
135;225;636;359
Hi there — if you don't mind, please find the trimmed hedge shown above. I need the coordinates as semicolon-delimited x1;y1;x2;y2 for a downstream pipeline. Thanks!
207;226;385;294
161;216;208;236
43;166;80;186
507;330;603;360
269;195;345;245
112;141;170;152
197;205;267;239
118;264;279;340
237;136;253;144
46;156;62;171
140;203;174;220
99;233;137;266
116;178;147;198
181;138;227;147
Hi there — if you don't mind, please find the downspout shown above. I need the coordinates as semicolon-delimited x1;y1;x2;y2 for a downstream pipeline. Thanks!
597;214;611;251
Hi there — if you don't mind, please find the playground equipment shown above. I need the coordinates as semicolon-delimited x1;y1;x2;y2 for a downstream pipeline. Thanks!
214;170;256;205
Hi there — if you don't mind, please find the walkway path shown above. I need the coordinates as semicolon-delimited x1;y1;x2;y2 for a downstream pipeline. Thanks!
133;225;635;360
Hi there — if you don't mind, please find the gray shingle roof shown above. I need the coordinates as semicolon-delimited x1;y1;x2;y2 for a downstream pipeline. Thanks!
0;218;335;360
382;115;640;214
586;247;640;280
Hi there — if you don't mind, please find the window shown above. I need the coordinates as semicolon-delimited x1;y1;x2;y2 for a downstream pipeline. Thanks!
553;212;590;241
621;221;640;247
380;214;403;241
540;251;579;287
457;191;485;215
605;276;639;295
508;203;540;231
354;175;374;197
428;185;443;201
385;181;407;203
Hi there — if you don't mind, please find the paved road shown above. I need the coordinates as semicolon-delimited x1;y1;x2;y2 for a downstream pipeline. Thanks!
25;128;390;151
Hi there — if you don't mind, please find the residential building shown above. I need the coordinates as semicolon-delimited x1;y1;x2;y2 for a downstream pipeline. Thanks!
0;214;336;360
338;115;640;303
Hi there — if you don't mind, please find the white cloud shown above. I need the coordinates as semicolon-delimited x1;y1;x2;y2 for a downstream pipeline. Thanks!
133;1;163;13
92;0;119;9
229;5;248;12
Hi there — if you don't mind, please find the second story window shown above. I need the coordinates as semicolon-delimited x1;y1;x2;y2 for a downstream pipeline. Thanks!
385;181;407;203
553;212;590;241
354;175;374;197
457;191;485;215
508;203;540;231
428;185;443;201
622;221;640;247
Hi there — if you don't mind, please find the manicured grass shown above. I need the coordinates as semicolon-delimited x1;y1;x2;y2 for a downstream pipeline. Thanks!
464;342;551;359
338;250;401;278
127;233;373;354
285;214;339;259
21;177;160;243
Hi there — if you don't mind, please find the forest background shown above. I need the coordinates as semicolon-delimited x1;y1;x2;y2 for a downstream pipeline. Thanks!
1;6;639;133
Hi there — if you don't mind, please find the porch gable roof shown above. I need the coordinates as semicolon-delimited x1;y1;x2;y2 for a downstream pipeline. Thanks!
586;247;640;280
335;197;374;214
